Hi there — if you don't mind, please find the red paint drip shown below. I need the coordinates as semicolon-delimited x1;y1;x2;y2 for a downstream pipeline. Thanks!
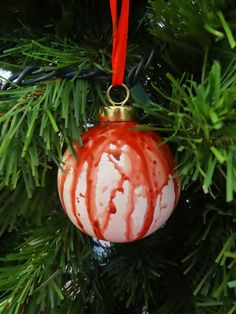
125;182;135;241
86;155;105;240
125;138;158;240
112;151;121;160
84;135;113;240
102;154;127;232
70;158;85;232
109;201;117;214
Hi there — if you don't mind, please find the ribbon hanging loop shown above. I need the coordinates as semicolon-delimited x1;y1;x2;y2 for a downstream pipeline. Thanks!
110;0;130;86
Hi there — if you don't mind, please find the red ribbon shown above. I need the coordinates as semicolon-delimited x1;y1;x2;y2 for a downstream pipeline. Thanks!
110;0;130;86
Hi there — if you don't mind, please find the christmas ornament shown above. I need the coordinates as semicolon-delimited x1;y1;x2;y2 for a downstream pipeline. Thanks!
58;95;180;242
57;0;180;242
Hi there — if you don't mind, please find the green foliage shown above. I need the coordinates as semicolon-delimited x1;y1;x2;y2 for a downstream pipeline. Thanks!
181;199;236;313
0;39;103;196
0;78;88;196
0;39;109;71
0;171;56;235
0;212;93;314
149;0;236;47
148;0;236;71
0;1;236;313
136;61;236;201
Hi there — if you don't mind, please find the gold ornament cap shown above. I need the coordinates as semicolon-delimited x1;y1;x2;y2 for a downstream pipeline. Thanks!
99;83;136;122
99;106;136;122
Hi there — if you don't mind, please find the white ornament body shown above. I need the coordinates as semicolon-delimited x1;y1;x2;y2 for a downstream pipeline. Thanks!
58;121;180;243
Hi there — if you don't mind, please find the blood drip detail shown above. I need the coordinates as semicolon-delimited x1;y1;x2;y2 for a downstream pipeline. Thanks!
58;121;180;243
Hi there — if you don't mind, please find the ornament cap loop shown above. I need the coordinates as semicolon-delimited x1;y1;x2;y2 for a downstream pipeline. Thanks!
106;84;130;106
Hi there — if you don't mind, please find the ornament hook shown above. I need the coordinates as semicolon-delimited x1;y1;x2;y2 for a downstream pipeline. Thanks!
106;84;130;106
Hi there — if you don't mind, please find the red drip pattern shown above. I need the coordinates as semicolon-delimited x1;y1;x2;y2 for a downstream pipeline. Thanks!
58;121;180;242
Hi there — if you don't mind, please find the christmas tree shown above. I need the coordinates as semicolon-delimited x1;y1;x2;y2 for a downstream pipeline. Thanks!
0;1;236;313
